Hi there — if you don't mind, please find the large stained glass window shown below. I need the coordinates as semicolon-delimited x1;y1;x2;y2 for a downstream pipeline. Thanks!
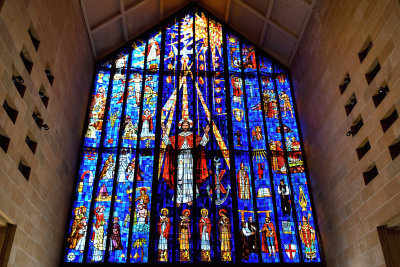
62;5;323;265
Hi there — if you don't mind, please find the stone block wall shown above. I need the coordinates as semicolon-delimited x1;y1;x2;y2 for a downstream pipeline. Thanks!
290;0;400;266
0;0;94;266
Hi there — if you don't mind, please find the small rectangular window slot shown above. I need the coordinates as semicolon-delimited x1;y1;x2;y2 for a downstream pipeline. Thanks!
39;88;49;108
32;112;43;128
365;60;381;85
358;38;373;63
18;161;30;180
363;165;378;185
20;47;33;74
25;136;37;154
356;140;371;160
389;140;400;160
28;26;40;51
350;116;364;136
45;65;54;85
373;85;389;107
0;134;10;152
380;109;398;133
12;75;26;97
3;100;18;124
345;94;357;116
339;73;351;94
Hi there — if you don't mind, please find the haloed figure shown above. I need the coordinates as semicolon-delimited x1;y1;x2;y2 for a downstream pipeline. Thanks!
161;118;210;207
179;209;191;261
157;208;171;262
218;209;232;262
199;208;211;261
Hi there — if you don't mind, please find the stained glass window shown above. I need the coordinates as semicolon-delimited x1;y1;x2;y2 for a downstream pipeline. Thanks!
62;5;323;264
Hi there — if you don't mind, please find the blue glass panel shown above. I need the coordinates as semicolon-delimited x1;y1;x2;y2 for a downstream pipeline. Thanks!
226;33;241;72
230;73;249;150
146;30;162;71
195;11;208;73
139;72;159;148
164;20;179;71
214;153;235;263
103;52;128;147
242;44;257;72
234;152;258;263
244;71;279;263
83;69;111;147
174;68;196;263
130;150;156;263
131;39;146;70
194;70;214;262
121;70;143;148
64;148;98;262
180;13;194;74
209;19;224;73
154;73;177;263
87;150;117;262
261;74;301;263
108;148;136;263
275;73;321;262
258;55;273;74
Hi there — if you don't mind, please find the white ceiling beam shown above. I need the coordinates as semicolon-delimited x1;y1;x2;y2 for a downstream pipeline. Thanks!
120;0;128;41
91;12;122;34
267;19;298;42
259;0;275;47
91;0;148;34
233;0;265;21
80;0;97;58
289;0;315;65
125;0;147;13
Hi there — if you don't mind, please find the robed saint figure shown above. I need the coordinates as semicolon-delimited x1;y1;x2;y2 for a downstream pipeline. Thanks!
161;118;210;207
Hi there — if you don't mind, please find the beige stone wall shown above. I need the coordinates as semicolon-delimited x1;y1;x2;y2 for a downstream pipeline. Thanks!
0;0;94;266
290;0;400;266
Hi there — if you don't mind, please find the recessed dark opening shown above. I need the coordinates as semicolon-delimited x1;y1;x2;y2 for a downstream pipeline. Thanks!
389;141;400;160
45;69;54;85
380;109;398;133
345;94;357;116
32;112;43;128
3;101;18;124
18;161;30;180
363;165;378;185
20;51;33;74
28;28;40;51
12;75;26;97
350;117;364;136
339;73;351;94
365;61;381;85
373;85;389;107
356;140;371;160
358;39;373;63
0;134;10;152
39;90;49;108
25;136;37;154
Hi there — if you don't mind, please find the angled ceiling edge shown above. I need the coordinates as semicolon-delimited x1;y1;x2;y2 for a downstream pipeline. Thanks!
95;2;289;70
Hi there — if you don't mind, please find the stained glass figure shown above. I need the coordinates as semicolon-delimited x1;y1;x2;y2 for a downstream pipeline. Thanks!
62;5;323;265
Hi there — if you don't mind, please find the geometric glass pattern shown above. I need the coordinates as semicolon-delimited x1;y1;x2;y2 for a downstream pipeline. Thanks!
62;5;323;264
